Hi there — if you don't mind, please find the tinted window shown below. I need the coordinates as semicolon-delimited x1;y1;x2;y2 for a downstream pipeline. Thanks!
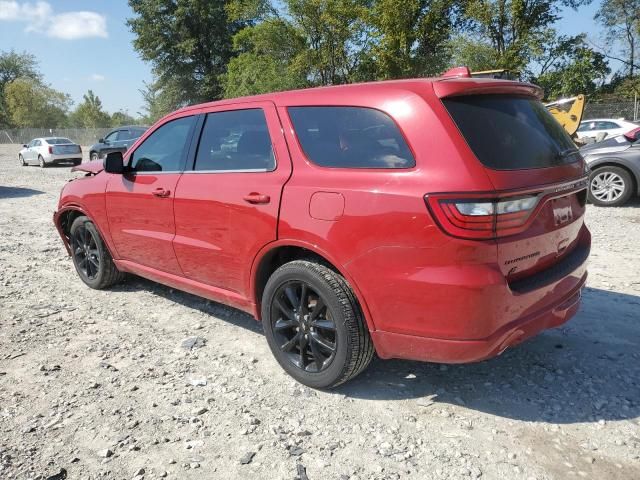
130;116;195;172
443;95;578;170
45;138;72;144
104;131;119;142
131;128;146;138
597;121;620;129
194;109;274;171
118;130;134;141
288;107;415;168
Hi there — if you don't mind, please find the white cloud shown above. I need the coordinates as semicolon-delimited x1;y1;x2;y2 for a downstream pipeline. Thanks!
89;73;105;81
47;11;107;40
0;1;107;39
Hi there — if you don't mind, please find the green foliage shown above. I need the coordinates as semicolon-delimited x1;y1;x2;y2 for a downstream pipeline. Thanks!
128;0;247;104
0;50;42;127
223;19;309;97
531;34;611;99
138;80;182;124
69;90;111;128
595;0;640;76
4;78;71;128
364;0;460;79
111;110;138;127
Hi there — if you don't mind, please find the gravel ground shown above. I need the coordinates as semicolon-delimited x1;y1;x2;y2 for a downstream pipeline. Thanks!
0;144;639;480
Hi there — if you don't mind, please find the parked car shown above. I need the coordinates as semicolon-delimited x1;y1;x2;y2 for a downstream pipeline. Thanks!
53;71;590;388
19;137;82;167
88;125;148;161
576;118;639;142
580;127;640;206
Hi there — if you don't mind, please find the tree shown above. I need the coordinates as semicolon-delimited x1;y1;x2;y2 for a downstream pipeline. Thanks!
70;90;111;128
4;78;71;128
364;0;461;79
460;0;589;73
111;110;137;127
128;0;247;105
0;50;41;127
532;36;610;98
138;80;182;124
595;0;640;77
223;18;309;97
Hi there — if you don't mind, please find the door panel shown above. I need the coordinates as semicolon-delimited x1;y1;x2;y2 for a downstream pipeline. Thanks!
105;114;197;275
173;102;291;296
106;173;183;274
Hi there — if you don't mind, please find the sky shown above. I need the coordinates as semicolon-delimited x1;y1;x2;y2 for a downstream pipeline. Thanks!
0;1;622;116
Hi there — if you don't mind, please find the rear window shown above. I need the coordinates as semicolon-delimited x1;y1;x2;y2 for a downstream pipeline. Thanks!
288;106;415;169
46;138;72;144
443;95;579;170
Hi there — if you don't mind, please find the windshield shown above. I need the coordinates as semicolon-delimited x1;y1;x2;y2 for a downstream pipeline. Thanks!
443;95;579;170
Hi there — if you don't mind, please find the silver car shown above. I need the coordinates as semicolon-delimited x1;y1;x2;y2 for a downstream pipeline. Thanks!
19;137;82;168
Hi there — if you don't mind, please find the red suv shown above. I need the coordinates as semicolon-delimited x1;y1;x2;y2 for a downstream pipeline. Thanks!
54;70;590;388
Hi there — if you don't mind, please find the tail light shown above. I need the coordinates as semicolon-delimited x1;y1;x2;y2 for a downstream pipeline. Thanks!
48;146;53;154
426;194;540;239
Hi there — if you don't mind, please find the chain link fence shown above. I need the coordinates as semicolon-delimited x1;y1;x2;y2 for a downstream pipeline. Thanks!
0;128;112;145
583;99;639;121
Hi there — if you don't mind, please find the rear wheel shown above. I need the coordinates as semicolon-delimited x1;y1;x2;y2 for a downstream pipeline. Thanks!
38;155;47;168
262;260;374;389
90;152;98;161
69;216;124;289
588;166;634;207
19;154;26;166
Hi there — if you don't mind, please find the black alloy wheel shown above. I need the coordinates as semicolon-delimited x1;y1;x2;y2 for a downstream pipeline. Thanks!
72;222;100;281
271;280;337;373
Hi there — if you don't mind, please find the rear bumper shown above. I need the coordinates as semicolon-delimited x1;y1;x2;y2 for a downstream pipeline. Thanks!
372;272;585;363
46;154;82;162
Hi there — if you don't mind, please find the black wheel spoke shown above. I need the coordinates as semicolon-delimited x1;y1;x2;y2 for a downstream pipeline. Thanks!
274;318;297;331
311;319;335;331
298;334;308;369
299;283;308;315
308;297;326;321
280;332;300;352
284;285;299;310
274;298;296;321
310;331;336;352
308;337;326;371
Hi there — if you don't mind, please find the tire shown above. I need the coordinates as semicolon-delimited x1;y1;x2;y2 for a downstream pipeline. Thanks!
38;155;47;168
588;166;634;207
262;260;374;389
19;154;26;166
90;152;98;161
69;216;124;289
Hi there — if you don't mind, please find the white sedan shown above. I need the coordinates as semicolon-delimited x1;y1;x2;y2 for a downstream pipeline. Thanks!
19;137;82;167
576;118;639;142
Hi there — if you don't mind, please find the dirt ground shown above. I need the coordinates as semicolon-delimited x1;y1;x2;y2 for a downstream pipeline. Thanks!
0;144;639;480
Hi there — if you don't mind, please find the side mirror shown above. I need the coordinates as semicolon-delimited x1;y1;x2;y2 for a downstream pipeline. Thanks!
98;138;105;143
22;144;27;148
104;152;124;174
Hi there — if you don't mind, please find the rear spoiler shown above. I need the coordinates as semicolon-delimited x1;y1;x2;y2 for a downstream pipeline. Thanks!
433;78;543;100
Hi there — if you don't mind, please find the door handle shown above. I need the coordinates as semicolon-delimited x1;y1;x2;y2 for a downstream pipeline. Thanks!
152;188;171;198
243;193;270;204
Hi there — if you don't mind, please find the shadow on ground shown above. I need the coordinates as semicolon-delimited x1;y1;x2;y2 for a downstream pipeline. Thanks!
0;186;44;199
115;277;640;425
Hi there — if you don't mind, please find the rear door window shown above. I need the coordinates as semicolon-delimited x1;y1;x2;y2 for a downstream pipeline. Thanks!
194;109;275;172
442;95;579;170
288;106;415;169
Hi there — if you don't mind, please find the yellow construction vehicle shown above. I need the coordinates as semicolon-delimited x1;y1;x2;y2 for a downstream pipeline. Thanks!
544;95;586;137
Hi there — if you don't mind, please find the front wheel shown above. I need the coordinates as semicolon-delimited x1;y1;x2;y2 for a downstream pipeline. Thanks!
588;166;634;206
262;260;374;389
69;216;124;289
19;154;26;166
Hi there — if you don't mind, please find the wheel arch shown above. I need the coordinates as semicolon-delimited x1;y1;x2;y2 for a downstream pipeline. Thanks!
54;205;118;259
250;240;376;332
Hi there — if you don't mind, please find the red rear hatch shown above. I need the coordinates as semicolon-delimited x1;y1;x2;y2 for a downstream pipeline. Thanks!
433;82;589;290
